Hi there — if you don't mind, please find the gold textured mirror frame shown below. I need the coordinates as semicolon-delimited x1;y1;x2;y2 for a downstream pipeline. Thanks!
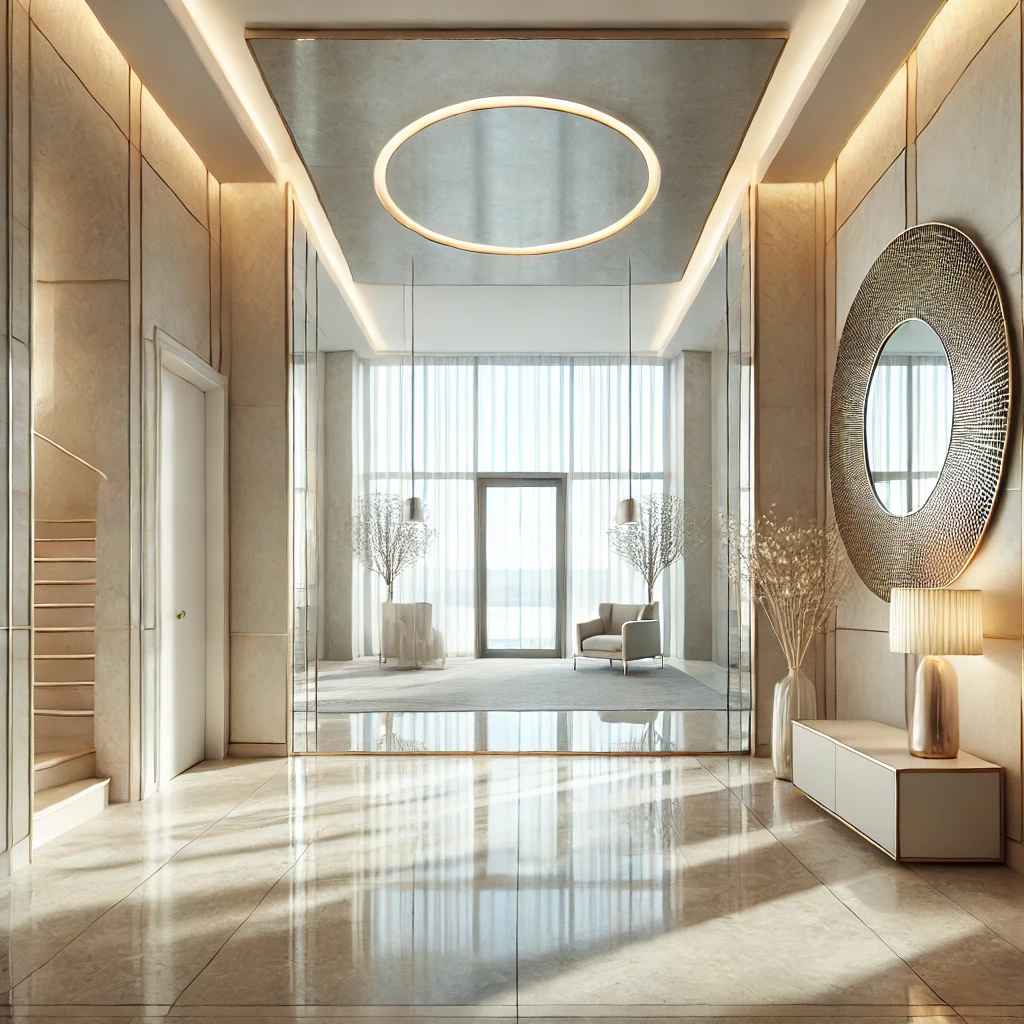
829;223;1011;600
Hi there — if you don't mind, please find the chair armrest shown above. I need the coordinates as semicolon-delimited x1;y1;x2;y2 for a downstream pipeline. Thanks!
576;617;604;652
622;619;662;661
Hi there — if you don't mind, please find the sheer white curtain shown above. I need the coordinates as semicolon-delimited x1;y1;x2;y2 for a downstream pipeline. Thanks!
865;355;952;514
354;355;668;657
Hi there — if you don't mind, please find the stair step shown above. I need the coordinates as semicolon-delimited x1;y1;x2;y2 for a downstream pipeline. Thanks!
34;681;93;712
34;654;95;683
34;561;97;584
34;582;97;605
34;680;94;686
35;603;95;608
34;520;98;542
34;709;93;717
33;777;109;849
34;557;97;563
33;746;95;791
34;540;96;559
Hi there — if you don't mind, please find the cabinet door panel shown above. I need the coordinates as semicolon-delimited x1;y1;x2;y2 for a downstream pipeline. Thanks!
835;747;896;855
793;726;836;810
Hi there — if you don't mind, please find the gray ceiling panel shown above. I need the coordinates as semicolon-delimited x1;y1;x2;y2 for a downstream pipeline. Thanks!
252;35;783;284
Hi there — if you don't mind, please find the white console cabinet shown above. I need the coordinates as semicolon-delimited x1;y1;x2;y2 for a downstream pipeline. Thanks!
792;719;1003;862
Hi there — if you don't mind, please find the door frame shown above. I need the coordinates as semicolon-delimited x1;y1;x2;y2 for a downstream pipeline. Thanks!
475;473;567;658
143;328;227;792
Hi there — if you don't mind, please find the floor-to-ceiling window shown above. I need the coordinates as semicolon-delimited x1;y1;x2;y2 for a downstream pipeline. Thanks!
353;355;668;657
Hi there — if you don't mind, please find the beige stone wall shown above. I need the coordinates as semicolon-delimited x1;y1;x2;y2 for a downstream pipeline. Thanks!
825;0;1024;852
753;182;827;752
27;0;224;806
224;182;287;748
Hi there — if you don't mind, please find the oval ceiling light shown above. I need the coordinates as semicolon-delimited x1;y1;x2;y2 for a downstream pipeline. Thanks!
373;96;661;256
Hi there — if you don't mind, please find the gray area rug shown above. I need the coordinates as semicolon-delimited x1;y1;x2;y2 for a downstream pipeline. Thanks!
309;657;728;712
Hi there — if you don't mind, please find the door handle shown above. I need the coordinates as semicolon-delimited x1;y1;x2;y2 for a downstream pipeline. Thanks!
177;609;186;620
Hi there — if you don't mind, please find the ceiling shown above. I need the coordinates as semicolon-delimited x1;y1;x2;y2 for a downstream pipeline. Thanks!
93;0;943;352
250;34;784;285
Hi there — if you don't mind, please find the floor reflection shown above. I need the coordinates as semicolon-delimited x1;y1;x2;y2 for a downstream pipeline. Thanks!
303;708;749;753
4;754;1022;1013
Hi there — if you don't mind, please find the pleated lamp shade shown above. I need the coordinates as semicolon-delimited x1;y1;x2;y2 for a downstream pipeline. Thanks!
889;588;983;656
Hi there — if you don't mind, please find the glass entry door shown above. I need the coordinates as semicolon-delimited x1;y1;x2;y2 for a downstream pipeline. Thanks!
476;476;566;657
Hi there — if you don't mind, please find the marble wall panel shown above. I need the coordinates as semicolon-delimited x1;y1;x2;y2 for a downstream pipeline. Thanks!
835;153;906;336
754;184;822;748
223;183;287;410
11;340;29;630
140;88;208;227
209;173;221;242
30;0;129;135
835;628;907;727
94;627;131;803
10;2;25;230
31;25;128;283
916;0;1017;130
836;66;907;229
230;633;287;744
230;405;287;636
917;12;1022;337
10;630;29;845
141;163;211;361
950;638;1024;839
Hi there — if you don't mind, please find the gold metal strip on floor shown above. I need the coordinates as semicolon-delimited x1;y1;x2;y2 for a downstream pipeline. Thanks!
0;1008;967;1020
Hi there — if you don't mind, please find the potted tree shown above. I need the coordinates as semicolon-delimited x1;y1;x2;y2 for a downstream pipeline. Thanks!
346;493;433;663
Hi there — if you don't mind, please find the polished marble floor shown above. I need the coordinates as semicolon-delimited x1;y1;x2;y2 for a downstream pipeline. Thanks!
2;754;1024;1023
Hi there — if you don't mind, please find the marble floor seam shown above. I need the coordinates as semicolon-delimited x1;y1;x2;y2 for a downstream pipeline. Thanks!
10;760;292;994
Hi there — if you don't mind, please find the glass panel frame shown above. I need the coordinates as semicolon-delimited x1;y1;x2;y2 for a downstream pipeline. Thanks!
476;474;566;658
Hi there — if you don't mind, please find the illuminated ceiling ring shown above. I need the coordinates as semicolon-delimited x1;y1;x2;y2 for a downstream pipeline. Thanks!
373;95;661;256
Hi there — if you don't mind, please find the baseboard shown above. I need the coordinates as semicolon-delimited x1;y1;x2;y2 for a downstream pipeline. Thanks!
228;742;287;758
755;743;771;758
1006;835;1024;875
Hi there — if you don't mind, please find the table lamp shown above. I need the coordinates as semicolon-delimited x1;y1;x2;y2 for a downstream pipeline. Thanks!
889;587;982;758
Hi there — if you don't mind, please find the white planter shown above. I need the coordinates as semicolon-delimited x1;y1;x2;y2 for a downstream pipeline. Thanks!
771;668;816;781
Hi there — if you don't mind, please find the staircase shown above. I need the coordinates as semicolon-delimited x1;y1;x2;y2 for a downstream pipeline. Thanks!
33;517;109;848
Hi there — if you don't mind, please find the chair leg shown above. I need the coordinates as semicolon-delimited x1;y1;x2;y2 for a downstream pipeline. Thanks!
573;656;576;670
623;659;628;676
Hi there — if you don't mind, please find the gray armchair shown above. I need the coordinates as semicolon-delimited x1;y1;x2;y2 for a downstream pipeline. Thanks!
574;602;662;674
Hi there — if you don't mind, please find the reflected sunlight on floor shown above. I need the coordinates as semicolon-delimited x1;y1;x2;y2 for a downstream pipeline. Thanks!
1;753;1024;1021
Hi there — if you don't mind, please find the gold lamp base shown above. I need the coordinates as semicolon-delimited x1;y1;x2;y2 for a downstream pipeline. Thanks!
909;654;960;758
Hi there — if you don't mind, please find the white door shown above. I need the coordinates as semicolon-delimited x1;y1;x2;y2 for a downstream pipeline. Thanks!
159;367;207;781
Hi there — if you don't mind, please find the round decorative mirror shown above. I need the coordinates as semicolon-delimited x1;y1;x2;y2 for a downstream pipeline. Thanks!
864;319;953;516
829;223;1011;600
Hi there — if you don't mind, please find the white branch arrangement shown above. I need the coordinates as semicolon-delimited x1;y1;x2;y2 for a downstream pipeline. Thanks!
608;493;710;603
346;493;433;601
725;509;850;673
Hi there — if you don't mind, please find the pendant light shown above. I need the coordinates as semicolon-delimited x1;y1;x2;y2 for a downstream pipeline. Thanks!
404;258;425;524
616;259;638;526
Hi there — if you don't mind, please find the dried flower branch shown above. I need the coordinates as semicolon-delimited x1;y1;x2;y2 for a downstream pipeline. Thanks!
725;509;850;674
609;493;710;603
346;493;433;600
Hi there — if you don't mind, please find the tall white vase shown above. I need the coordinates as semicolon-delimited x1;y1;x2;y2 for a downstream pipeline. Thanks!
771;667;817;781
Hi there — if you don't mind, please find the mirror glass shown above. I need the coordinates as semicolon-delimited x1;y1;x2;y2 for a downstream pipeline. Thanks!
865;319;953;515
